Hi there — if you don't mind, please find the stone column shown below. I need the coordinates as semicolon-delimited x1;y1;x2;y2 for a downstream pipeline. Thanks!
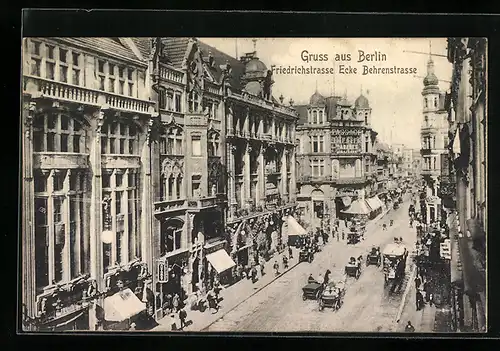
244;142;251;204
88;108;105;331
281;147;288;201
228;145;237;218
258;144;266;207
290;148;297;201
22;99;36;322
186;213;196;295
244;107;250;136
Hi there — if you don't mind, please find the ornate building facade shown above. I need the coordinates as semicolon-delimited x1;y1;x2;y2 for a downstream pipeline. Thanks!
22;37;156;331
419;55;449;224
441;37;486;332
295;91;379;232
21;37;299;330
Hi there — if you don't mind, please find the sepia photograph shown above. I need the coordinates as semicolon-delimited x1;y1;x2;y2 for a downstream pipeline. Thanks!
20;36;487;333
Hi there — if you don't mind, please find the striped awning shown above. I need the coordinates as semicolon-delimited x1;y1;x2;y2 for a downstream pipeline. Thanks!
365;196;383;212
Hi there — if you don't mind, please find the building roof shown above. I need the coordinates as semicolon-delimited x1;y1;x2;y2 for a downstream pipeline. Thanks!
130;37;152;59
354;94;370;109
63;38;144;63
309;91;326;106
294;105;309;125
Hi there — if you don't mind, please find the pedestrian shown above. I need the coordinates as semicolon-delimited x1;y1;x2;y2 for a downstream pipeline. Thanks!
172;293;180;312
207;289;219;313
283;255;289;269
251;265;258;283
341;229;345;241
288;246;293;259
405;321;415;332
273;261;280;276
383;223;387;231
179;307;188;330
129;322;137;331
170;313;178;331
416;290;424;311
260;260;265;276
415;275;421;290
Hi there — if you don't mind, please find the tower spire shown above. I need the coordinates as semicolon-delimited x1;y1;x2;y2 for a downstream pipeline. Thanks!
315;80;318;93
252;38;257;53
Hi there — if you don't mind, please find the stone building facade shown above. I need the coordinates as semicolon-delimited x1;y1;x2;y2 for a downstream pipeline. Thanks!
295;91;379;232
420;55;449;224
22;37;156;330
441;37;486;332
21;37;299;330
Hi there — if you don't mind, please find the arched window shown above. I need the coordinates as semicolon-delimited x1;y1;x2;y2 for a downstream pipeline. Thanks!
434;97;438;108
32;112;87;153
208;132;220;157
424;98;428;108
312;110;318;124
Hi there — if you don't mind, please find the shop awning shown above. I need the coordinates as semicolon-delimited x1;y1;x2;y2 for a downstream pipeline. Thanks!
103;288;146;322
287;216;307;236
365;197;382;212
466;218;486;241
206;249;236;274
341;199;370;215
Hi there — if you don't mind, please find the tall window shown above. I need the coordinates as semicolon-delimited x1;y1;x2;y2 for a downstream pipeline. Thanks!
102;169;140;272
364;112;368;125
59;48;68;83
192;174;202;197
32;112;87;153
311;159;325;177
108;63;116;93
174;93;182;112
160;126;183;155
118;66;125;95
188;91;200;113
29;40;42;76
101;121;139;155
311;135;324;153
158;88;167;110
34;169;87;294
191;135;202;156
208;133;220;157
46;45;55;80
72;52;81;86
127;69;135;97
312;110;318;124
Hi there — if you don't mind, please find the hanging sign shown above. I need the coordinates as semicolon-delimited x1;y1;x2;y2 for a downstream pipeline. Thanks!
156;258;169;283
440;239;451;260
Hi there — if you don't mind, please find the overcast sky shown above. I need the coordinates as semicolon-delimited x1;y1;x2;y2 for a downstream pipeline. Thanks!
201;38;452;149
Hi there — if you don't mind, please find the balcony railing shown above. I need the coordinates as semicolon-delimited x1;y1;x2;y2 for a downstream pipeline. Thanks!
228;89;297;117
154;198;186;214
24;76;155;115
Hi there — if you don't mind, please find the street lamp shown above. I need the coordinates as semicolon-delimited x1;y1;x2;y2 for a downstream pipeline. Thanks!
102;196;113;244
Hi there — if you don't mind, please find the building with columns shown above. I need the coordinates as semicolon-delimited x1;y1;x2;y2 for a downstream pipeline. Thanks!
21;37;299;330
22;37;156;331
294;90;379;232
419;55;449;224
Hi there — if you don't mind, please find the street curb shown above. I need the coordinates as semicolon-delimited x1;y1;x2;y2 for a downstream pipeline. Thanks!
200;260;302;331
395;264;417;323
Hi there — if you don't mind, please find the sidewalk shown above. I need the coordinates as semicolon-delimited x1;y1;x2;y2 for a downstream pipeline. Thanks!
152;246;301;332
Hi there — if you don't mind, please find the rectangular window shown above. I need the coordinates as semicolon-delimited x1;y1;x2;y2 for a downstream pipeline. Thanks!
116;231;124;264
30;58;41;76
192;175;201;197
59;49;67;63
119;66;124;78
119;81;124;95
175;94;181;112
44;46;53;62
73;135;81;153
116;174;123;187
312;137;319;153
109;137;116;154
319;136;324;152
119;139;125;154
60;134;68;152
109;78;115;93
128;139;134;154
46;62;55;80
191;135;202;156
98;60;105;73
115;191;122;214
127;69;133;81
34;172;47;193
167;92;173;110
53;198;65;282
33;131;43;152
109;64;115;76
31;41;40;56
60;66;68;83
128;173;135;187
102;173;111;188
72;69;80;85
72;52;79;66
175;230;182;250
99;76;105;91
128;83;134;97
159;90;166;110
47;132;55;151
53;171;65;192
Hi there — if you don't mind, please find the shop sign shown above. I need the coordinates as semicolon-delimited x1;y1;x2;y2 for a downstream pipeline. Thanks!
440;239;451;260
336;188;357;197
156;258;169;283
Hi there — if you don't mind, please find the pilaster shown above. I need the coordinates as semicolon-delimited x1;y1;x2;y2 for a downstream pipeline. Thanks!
229;145;237;217
22;98;37;320
258;144;266;207
244;142;251;203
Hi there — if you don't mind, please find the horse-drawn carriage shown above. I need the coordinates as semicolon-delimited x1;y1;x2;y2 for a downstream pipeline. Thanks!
366;246;381;267
299;248;315;263
382;242;408;287
346;220;366;245
302;282;322;300
344;256;362;279
318;280;346;311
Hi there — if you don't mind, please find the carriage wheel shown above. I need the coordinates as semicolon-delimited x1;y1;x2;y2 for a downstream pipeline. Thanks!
319;300;324;311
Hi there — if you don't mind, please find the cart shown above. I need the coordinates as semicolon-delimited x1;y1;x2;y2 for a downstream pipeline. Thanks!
382;242;408;289
302;282;322;300
344;262;361;279
366;246;381;267
299;249;314;263
318;281;345;311
347;232;361;245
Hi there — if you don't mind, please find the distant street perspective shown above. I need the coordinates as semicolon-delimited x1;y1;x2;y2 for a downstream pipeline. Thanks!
21;35;486;333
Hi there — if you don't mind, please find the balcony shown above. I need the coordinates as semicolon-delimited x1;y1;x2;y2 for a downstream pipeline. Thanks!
227;89;297;117
297;175;333;183
24;76;155;115
154;198;187;215
335;176;366;185
187;194;227;210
